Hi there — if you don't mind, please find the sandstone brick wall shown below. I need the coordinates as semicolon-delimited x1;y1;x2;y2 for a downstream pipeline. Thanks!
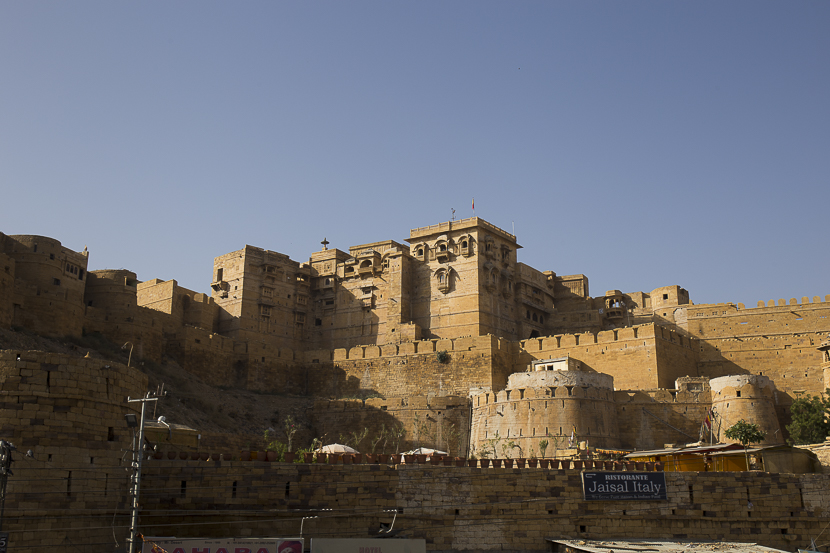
325;335;504;398
471;370;619;456
710;375;784;446
0;251;15;327
0;234;89;337
125;461;830;553
311;395;470;456
0;351;148;553
685;300;830;399
84;270;167;361
614;387;712;451
513;324;700;392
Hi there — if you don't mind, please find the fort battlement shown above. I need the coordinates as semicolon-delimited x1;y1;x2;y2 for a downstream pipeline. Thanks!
409;216;517;242
332;334;502;361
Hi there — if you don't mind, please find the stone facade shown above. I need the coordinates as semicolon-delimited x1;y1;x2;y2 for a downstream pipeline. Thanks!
0;351;147;551
1;220;830;453
0;233;89;337
3;220;830;552
138;463;830;553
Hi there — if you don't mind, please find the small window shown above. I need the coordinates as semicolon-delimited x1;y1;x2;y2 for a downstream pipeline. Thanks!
53;278;61;286
663;294;668;300
416;248;423;256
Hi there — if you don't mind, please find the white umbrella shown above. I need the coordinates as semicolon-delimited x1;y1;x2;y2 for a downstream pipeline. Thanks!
317;443;359;454
402;447;448;456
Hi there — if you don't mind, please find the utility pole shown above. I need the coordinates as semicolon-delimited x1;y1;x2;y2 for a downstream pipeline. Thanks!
126;393;159;553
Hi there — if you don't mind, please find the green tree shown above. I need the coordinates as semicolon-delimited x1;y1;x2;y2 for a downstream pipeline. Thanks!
724;419;766;470
283;415;298;453
786;389;830;445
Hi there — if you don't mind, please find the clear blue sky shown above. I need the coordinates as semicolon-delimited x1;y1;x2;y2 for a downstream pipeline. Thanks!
2;2;828;308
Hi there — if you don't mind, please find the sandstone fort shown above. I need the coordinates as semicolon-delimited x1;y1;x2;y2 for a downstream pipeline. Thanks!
1;217;829;552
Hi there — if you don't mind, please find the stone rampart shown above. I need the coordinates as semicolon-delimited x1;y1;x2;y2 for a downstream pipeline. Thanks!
311;396;470;456
123;462;830;553
710;375;784;445
0;251;15;327
514;324;699;391
471;369;619;455
614;387;712;450
0;233;89;337
0;351;147;552
322;335;506;398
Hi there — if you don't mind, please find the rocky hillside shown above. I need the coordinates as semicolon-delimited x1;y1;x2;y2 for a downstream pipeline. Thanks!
0;327;317;451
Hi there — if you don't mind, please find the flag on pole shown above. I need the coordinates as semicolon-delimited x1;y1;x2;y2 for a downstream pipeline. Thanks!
701;408;713;442
568;425;575;447
472;197;475;213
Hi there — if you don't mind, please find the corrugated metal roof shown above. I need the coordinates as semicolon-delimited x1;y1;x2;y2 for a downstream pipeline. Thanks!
548;539;789;553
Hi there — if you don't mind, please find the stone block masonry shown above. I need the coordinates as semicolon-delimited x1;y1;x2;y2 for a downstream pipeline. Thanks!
130;461;830;553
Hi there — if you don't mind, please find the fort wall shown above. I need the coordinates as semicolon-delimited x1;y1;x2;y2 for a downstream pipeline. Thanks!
83;270;166;361
710;375;784;446
0;351;147;552
471;370;619;456
685;299;830;399
310;395;470;456
0;251;15;327
324;335;506;398
513;324;699;391
0;233;89;337
129;462;830;553
613;378;713;450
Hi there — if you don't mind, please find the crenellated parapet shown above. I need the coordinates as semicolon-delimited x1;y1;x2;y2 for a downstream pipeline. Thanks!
470;367;619;458
512;323;699;391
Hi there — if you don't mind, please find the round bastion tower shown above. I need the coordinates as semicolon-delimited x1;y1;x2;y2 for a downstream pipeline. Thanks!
3;235;89;337
470;358;620;458
710;374;784;445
